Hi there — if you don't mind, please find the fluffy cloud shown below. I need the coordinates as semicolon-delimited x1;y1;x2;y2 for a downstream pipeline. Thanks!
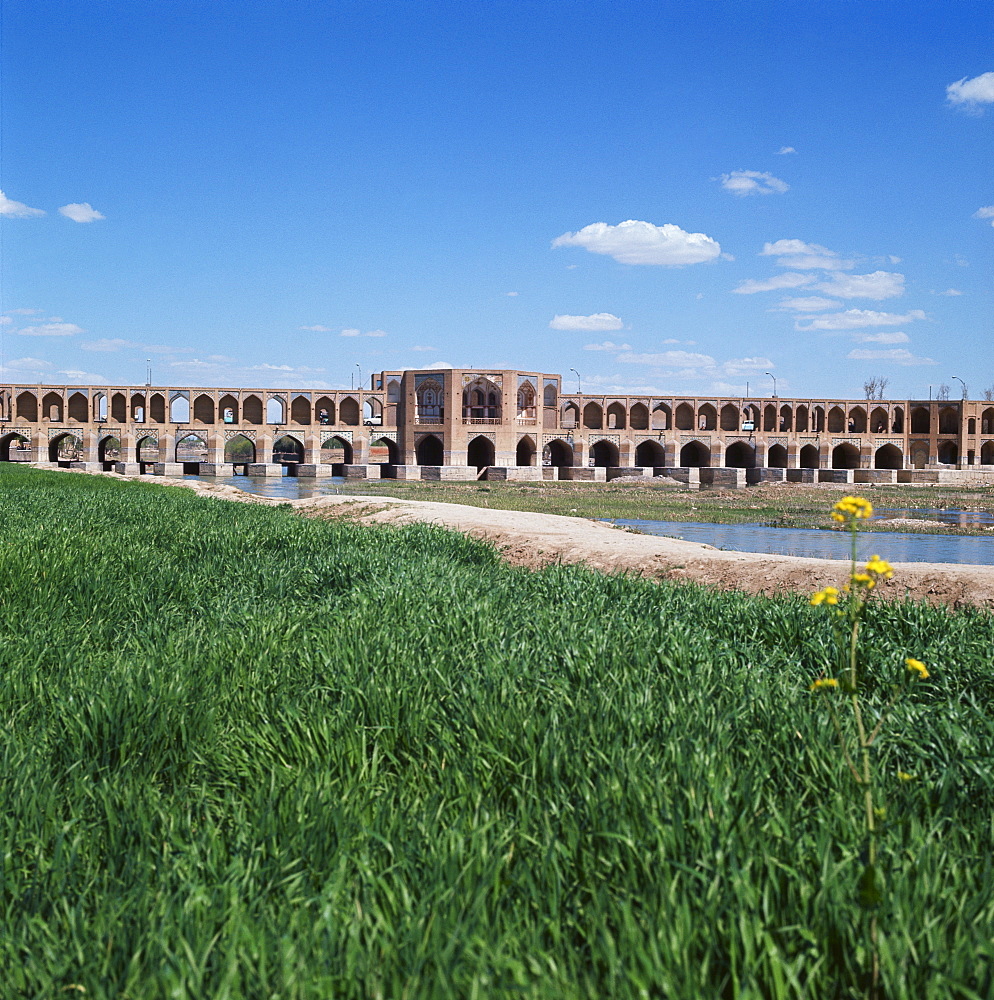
851;331;910;344
719;170;789;196
760;239;853;271
80;338;192;354
300;324;333;332
3;356;53;371
946;72;994;109
614;350;772;380
340;328;387;337
17;322;84;337
733;272;814;294
974;205;994;227
846;348;936;366
583;341;633;351
0;190;45;218
936;288;962;296
814;270;905;299
549;312;623;332
776;296;841;312
505;291;518;297
57;369;109;383
552;219;721;266
617;350;716;368
776;146;796;155
796;309;926;331
59;202;105;223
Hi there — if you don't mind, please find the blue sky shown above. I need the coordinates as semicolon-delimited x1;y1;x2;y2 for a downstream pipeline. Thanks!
1;1;991;399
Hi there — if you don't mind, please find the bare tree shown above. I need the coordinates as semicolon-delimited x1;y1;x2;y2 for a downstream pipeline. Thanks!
936;383;951;400
984;385;994;401
862;376;889;400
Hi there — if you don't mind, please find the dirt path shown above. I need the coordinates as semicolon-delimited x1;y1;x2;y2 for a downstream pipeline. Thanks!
56;468;994;608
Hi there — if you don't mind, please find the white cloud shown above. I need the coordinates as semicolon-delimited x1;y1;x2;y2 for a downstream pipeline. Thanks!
340;328;386;338
505;291;518;297
760;239;853;270
411;345;436;352
300;324;333;332
776;146;796;155
81;338;133;352
549;312;624;332
583;341;633;351
814;270;905;299
776;296;842;312
17;322;84;337
58;202;105;223
4;356;53;371
0;316;11;326
617;350;717;369
5;308;42;315
661;338;697;345
851;331;910;344
366;329;387;338
552;219;721;266
796;309;926;331
935;288;962;296
974;205;994;226
57;369;109;383
722;356;774;376
719;170;789;196
947;72;994;109
846;348;936;366
615;350;772;382
733;272;814;294
0;190;45;218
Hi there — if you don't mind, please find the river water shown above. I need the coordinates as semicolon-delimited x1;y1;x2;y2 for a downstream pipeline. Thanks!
184;475;994;566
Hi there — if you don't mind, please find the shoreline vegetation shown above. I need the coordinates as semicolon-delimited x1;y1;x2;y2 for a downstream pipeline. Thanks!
2;464;992;998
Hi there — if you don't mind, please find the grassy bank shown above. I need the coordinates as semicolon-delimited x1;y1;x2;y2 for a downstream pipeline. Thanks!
2;465;993;999
334;479;994;534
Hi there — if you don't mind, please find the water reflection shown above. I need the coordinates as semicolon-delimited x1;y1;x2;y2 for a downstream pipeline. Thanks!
875;507;994;528
183;474;346;500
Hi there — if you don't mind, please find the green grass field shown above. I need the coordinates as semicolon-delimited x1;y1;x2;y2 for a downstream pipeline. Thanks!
2;466;992;999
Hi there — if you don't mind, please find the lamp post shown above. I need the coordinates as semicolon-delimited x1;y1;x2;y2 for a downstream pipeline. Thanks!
952;376;967;400
570;368;580;395
356;364;363;391
765;372;777;398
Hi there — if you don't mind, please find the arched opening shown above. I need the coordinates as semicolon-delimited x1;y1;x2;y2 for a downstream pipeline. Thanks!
68;392;88;422
832;443;860;469
910;407;930;434
938;407;958;434
98;436;121;466
290;396;311;425
635;440;666;467
675;403;694;430
369;437;399;465
273;435;304;469
224;434;256;464
812;406;825;432
937;441;958;465
416;434;444;466
416;380;443;422
874;444;903;470
542;439;573;468
111;392;127;423
679;441;710;467
516;436;536;466
982;409;994;435
136;436;160;465
339;397;360;426
543;384;557;408
218;394;239;424
652;403;671;430
779;405;793;432
43;392;64;422
321;435;354;465
795;405;809;432
827;406;845;433
363;398;383;425
170;393;190;423
697;404;716;430
387;380;402;403
968;417;976;435
591;439;619;467
0;433;30;462
193;393;215;424
266;397;287;424
725;442;755;468
799;444;820;469
149;393;166;423
720;404;739;431
606;402;626;429
516;382;536;418
315;396;335;425
16;391;38;422
175;433;207;470
911;444;928;469
870;407;888;434
767;444;788;468
463;379;501;421
891;407;904;433
763;404;776;432
131;393;146;423
467;435;495;470
48;433;83;465
561;401;580;428
848;407;867;433
242;395;263;425
582;402;603;429
630;403;649;430
981;442;994;465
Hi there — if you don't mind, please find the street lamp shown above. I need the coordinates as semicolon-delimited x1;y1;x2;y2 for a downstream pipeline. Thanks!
765;372;777;398
356;364;363;391
570;368;581;395
951;376;967;399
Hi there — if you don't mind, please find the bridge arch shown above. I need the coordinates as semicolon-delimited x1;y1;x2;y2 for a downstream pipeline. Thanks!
630;402;649;430
273;434;304;466
136;435;160;463
590;438;619;467
679;440;710;467
768;444;788;468
516;435;536;466
416;434;443;466
542;439;573;468
68;392;88;422
175;432;207;464
0;432;30;462
322;435;354;465
800;444;820;469
219;394;239;424
16;391;39;421
724;441;755;468
369;436;399;465
224;434;256;464
49;432;83;464
467;435;495;469
874;444;903;470
832;443;860;469
97;435;121;464
635;439;666;467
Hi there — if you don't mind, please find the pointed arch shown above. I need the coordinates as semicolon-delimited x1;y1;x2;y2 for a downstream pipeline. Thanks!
630;402;649;430
467;435;495;469
339;397;360;426
590;439;619;467
516;435;536;466
242;394;264;425
130;392;147;423
848;406;867;433
48;432;82;464
416;434;444;465
16;391;38;422
111;392;127;423
290;396;311;425
799;444;820;469
874;444;902;470
606;402;626;429
315;396;335;425
725;442;755;468
697;403;716;430
719;404;739;431
42;391;64;422
827;406;845;433
582;402;603;429
679;441;710;467
175;432;207;463
542;439;573;468
170;393;191;423
0;432;30;462
416;379;443;421
219;394;239;424
831;443;860;469
97;435;121;463
938;407;959;434
937;441;958;465
321;435;354;464
193;393;215;424
224;434;256;463
870;406;888;434
794;405;809;432
635;440;666;467
767;444;788;468
910;406;930;434
136;435;160;463
68;392;88;422
266;397;287;424
561;401;580;428
369;436;399;465
652;402;672;430
273;434;304;464
149;393;166;423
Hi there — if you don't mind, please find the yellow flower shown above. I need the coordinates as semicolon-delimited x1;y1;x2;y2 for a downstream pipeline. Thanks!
810;586;840;606
865;555;894;579
906;658;929;680
810;677;840;691
832;496;874;521
851;572;876;589
897;770;916;782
